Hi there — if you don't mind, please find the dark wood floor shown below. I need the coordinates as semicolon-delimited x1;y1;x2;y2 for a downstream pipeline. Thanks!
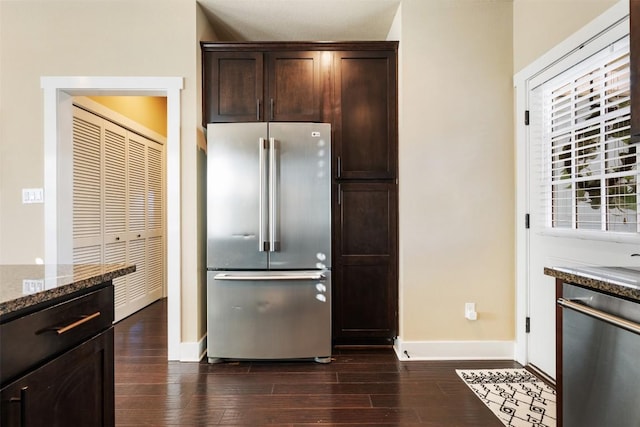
114;299;521;426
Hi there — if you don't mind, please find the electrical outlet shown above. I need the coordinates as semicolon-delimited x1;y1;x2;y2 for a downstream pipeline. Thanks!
465;302;478;320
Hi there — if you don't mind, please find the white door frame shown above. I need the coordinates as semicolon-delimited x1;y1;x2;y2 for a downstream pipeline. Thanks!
41;76;183;361
513;1;629;366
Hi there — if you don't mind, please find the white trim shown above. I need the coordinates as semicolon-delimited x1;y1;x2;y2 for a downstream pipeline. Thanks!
513;0;629;368
40;76;183;361
166;84;182;361
394;338;515;361
514;78;529;366
536;228;640;244
180;334;207;362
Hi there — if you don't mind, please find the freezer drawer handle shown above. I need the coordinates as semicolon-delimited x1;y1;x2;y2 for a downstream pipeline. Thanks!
214;273;325;281
558;298;640;335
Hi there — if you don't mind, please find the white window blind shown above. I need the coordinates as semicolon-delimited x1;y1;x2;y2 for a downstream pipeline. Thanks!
540;35;638;233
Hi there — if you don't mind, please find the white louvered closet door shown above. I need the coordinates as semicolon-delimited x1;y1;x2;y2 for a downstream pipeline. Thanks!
146;143;164;300
72;105;165;323
125;135;148;315
73;108;104;264
103;119;128;314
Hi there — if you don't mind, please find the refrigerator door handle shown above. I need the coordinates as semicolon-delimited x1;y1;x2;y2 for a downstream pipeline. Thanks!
259;137;269;251
214;273;326;281
269;137;280;252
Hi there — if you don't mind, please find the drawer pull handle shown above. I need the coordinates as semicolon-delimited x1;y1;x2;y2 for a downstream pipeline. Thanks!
56;311;101;335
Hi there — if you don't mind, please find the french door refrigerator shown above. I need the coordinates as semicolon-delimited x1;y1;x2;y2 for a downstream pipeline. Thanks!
206;122;332;363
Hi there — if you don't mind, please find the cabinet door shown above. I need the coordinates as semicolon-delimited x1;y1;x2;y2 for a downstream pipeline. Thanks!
203;51;264;123
267;51;322;122
0;329;114;427
333;182;398;344
334;51;398;179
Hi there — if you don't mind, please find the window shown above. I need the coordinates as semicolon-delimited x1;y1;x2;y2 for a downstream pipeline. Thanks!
542;35;638;233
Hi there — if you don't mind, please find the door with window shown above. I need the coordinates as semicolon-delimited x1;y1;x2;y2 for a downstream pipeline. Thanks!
526;27;640;379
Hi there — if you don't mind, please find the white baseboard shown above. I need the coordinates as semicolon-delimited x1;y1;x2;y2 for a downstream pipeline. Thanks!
393;338;515;361
178;334;207;362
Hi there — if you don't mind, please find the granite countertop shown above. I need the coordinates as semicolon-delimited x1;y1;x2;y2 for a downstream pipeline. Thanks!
0;264;135;320
544;266;640;303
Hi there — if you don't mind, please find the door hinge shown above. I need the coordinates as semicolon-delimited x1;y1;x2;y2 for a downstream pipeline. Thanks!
525;317;531;333
525;213;530;229
524;110;530;125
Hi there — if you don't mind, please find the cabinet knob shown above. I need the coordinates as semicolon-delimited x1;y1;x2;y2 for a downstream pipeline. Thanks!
115;236;120;241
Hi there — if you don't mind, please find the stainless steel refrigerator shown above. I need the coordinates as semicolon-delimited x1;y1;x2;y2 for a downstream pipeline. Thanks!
206;122;332;363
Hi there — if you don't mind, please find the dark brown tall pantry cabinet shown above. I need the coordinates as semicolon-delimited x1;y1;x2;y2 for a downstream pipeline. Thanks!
201;41;399;345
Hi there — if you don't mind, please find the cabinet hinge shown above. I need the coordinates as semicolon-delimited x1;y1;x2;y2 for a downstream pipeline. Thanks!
525;213;530;229
524;110;530;126
525;317;531;333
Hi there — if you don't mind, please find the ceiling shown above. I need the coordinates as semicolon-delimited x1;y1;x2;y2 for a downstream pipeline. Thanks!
197;0;401;41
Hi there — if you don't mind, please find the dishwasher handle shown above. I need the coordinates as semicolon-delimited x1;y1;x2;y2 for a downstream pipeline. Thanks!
558;298;640;336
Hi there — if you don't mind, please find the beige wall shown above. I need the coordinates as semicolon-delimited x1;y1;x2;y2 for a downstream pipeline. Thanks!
0;0;205;343
0;0;623;353
513;0;618;73
195;3;219;348
398;0;514;341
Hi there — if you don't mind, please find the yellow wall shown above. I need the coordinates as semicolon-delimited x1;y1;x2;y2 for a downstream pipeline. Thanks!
0;0;622;354
87;96;167;137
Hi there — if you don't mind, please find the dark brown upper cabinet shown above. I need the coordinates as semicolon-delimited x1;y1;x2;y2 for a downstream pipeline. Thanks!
333;50;398;180
203;51;264;123
267;51;321;122
201;47;322;124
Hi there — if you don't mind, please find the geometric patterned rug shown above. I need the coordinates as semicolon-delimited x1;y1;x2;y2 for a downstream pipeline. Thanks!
456;369;556;427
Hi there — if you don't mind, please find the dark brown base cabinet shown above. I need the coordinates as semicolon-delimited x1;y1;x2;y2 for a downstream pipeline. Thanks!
202;41;399;345
0;285;115;427
0;330;114;427
334;182;398;345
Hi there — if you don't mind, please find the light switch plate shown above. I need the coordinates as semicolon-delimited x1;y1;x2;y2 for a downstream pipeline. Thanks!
23;279;45;294
22;188;44;204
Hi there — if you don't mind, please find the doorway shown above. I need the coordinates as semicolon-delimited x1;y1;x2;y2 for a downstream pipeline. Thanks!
72;96;167;322
514;2;639;378
41;76;183;360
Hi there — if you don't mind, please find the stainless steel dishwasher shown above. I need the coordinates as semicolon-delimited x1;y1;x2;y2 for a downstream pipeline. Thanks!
558;283;640;427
